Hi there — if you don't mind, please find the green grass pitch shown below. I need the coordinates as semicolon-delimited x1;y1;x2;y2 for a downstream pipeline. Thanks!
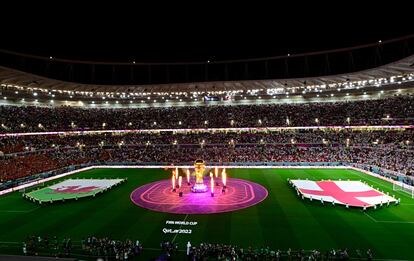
1;168;414;260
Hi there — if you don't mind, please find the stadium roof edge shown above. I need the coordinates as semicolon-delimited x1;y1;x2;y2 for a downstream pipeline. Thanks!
0;55;414;93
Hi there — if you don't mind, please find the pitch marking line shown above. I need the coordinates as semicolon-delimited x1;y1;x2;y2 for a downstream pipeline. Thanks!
352;171;411;199
364;212;414;224
363;212;378;222
171;214;189;243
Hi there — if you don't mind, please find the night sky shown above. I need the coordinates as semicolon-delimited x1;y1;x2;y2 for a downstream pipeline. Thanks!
1;2;413;63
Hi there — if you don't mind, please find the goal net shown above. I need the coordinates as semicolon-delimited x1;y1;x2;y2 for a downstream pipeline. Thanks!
393;182;414;198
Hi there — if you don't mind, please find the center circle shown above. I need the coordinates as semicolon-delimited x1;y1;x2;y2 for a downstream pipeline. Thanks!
130;178;268;214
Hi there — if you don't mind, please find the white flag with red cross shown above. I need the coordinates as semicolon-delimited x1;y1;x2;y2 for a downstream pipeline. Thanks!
291;180;397;207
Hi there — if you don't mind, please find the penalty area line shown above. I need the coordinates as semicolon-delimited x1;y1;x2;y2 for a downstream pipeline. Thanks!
364;212;414;224
352;171;411;199
363;212;378;222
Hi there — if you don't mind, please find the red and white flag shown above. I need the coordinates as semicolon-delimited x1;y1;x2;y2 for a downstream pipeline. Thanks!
291;180;396;207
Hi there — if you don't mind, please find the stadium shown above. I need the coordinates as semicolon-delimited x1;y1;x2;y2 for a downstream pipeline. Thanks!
1;11;414;261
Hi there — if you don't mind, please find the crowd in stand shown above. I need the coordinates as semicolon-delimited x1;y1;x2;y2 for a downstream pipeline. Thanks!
1;142;413;182
0;96;413;132
0;95;413;183
1;130;413;154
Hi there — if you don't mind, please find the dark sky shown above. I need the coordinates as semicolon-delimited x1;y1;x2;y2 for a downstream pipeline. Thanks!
1;2;413;63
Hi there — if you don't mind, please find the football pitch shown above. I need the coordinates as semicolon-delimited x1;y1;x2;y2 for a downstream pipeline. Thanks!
1;168;414;260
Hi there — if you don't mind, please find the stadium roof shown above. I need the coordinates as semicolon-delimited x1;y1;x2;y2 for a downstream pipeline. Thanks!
0;55;413;94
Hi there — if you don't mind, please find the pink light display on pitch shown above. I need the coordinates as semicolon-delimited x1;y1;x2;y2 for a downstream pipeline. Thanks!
131;178;268;214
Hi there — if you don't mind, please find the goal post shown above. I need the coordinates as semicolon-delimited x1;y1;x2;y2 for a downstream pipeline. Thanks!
393;182;414;198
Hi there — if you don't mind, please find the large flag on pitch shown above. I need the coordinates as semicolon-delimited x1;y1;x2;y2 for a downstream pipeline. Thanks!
290;180;397;207
25;179;124;202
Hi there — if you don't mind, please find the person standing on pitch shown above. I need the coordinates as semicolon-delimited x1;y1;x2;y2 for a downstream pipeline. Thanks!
186;241;191;256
